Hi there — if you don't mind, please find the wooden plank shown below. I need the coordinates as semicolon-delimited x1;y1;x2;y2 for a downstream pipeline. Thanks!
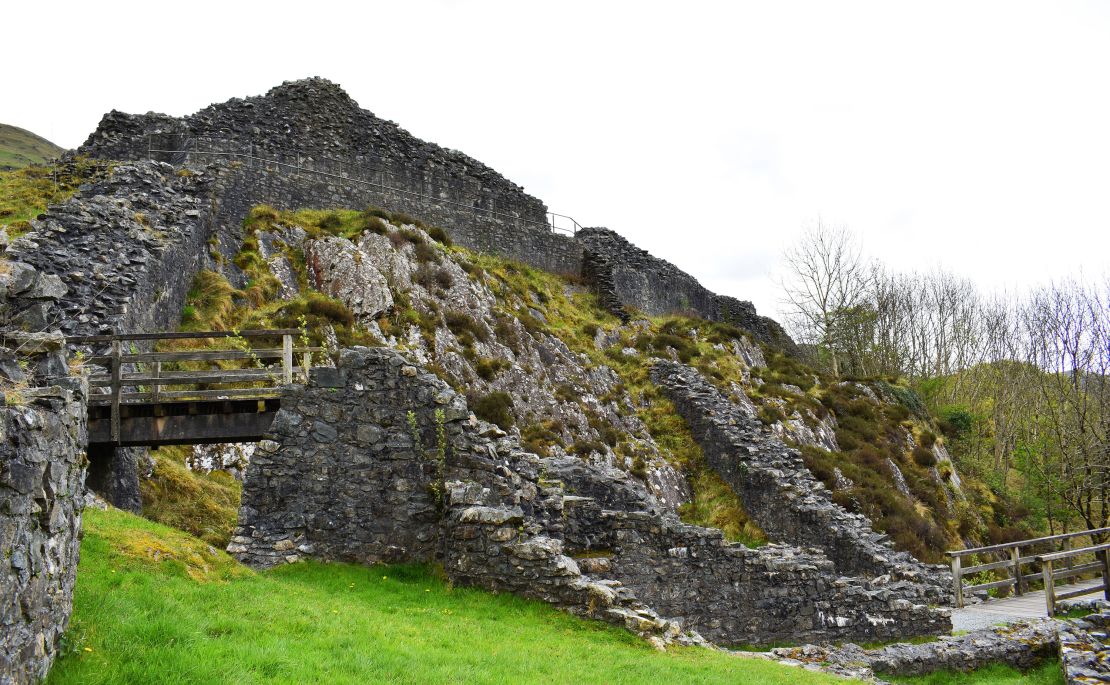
1052;561;1104;581
85;347;325;365
1044;559;1056;617
282;334;293;385
67;328;300;344
952;555;963;607
963;556;1038;575
89;367;307;387
87;409;279;447
110;340;121;444
87;388;285;404
1038;542;1110;563
1056;584;1106;601
966;577;1016;593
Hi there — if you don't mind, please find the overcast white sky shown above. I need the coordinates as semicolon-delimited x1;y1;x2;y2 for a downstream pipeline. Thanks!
4;1;1108;321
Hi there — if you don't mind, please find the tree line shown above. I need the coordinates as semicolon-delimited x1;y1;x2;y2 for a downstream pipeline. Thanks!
780;221;1110;536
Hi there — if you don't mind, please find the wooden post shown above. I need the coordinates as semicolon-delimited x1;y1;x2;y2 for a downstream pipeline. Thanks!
150;361;161;404
1100;550;1110;601
1043;559;1056;617
952;555;963;608
110;339;121;445
282;334;293;385
1011;546;1024;596
303;350;311;383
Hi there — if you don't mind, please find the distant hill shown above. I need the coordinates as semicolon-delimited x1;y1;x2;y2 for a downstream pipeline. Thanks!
0;123;65;169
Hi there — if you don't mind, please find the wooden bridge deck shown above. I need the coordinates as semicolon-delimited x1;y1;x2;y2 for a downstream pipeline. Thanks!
951;577;1105;631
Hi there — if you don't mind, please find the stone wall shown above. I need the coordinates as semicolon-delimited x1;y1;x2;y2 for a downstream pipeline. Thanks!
78;78;582;277
232;346;950;646
74;78;792;347
577;228;796;350
650;360;950;601
0;375;87;684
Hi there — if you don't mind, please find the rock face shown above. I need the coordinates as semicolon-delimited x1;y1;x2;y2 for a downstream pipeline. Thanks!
0;380;87;685
232;346;950;646
650;360;950;601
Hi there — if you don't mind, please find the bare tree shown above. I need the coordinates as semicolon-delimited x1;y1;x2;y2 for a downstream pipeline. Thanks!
779;220;870;377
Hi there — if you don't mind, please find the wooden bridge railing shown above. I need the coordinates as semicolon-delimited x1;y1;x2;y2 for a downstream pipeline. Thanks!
1036;544;1110;616
947;526;1110;609
67;329;325;444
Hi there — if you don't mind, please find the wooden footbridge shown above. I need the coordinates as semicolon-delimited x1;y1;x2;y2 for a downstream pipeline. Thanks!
948;527;1110;630
68;329;324;447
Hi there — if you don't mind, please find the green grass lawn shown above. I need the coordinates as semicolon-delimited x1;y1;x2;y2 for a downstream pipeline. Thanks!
47;508;858;684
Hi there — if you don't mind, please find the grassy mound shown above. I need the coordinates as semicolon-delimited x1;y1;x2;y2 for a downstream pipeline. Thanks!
48;508;853;684
0;123;64;169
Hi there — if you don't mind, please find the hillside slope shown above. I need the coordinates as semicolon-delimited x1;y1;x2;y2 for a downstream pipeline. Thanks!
0;123;65;169
48;507;854;685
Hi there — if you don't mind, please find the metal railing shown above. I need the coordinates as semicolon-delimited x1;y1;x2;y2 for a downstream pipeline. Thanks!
146;135;585;236
947;526;1110;608
69;329;323;445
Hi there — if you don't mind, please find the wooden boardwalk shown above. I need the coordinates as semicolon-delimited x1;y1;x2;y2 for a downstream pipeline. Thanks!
951;577;1105;632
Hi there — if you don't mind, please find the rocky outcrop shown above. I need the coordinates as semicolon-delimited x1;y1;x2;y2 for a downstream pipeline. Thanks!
232;346;950;646
771;619;1059;682
0;380;87;685
650;360;950;601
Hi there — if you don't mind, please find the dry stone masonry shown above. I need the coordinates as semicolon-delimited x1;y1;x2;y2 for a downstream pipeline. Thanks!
651;359;951;603
232;346;950;646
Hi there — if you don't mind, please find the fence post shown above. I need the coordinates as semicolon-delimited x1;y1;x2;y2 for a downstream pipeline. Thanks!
110;339;121;444
1100;550;1110;601
951;555;963;607
150;361;161;404
282;334;293;385
303;349;311;383
1011;546;1024;596
1042;559;1056;617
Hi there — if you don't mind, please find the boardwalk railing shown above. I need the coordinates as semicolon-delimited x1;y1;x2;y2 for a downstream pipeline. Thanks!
68;329;324;444
948;527;1110;608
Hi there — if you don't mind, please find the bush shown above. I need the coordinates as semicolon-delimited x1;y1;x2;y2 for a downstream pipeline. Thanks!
433;267;454;290
471;392;514;429
363;216;389;235
427;226;452;246
414;241;439;264
571;440;605;458
939;406;974;440
391;212;424;228
445;312;488;345
475;357;510;381
912;445;937;467
318;212;343;231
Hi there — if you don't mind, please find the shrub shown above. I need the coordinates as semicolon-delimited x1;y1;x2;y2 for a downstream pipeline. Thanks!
318;212;343;231
571;440;605;458
362;206;392;221
433;267;454;290
388;231;408;249
918;430;937;448
363;216;389;235
391;212;424;228
305;292;355;325
554;384;577;403
414;241;439;264
427;226;452;246
445;312;488;346
475;357;510;381
460;260;485;280
581;323;599;338
471;391;514;429
939;406;974;440
912;445;937;467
